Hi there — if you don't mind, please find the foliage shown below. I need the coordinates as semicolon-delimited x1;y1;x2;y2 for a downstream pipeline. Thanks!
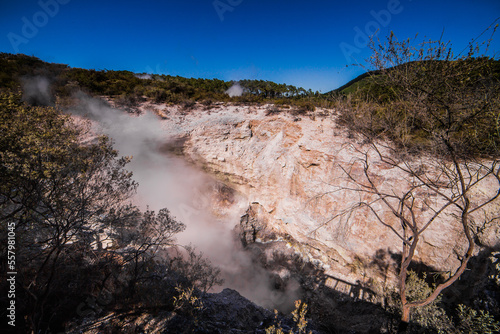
173;284;204;329
174;246;224;292
338;33;500;158
266;311;286;334
404;271;454;333
394;271;500;333
0;91;223;333
334;31;500;331
266;300;313;334
456;304;500;334
291;300;311;334
0;53;330;111
293;100;316;114
173;285;204;312
0;91;135;331
490;252;500;286
0;91;137;234
0;52;68;90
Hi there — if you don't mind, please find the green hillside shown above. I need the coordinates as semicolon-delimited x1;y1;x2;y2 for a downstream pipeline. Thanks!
332;59;500;99
0;53;322;108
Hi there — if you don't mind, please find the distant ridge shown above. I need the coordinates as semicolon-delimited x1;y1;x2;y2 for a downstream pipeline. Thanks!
331;71;376;93
328;59;500;95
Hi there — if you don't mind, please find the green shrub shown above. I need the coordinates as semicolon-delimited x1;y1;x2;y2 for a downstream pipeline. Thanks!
266;300;312;334
404;271;455;333
490;252;500;286
456;304;500;334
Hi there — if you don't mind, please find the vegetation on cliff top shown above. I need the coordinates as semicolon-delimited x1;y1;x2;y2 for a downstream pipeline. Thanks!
0;52;322;108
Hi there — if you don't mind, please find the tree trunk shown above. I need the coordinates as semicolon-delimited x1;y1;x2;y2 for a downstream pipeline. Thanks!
401;305;410;324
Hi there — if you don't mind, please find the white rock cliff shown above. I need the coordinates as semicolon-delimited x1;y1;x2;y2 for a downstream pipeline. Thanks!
141;101;499;293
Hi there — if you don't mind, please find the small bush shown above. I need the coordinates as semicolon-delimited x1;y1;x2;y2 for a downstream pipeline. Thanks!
266;105;281;116
266;300;313;334
490;252;500;286
404;271;454;333
181;99;196;111
456;304;500;334
292;100;316;115
202;98;213;107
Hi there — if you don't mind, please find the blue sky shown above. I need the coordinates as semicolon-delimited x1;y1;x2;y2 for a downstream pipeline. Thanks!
1;0;499;92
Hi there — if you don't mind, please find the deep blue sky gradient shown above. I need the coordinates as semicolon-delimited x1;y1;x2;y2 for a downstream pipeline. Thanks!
1;0;499;91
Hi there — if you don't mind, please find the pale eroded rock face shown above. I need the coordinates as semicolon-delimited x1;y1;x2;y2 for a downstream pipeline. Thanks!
144;102;499;290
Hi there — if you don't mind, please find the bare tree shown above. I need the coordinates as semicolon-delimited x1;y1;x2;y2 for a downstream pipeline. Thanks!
334;29;500;329
339;142;499;326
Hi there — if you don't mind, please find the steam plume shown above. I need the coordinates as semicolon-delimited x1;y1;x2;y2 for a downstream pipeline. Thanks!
226;83;244;97
135;73;152;80
67;93;299;311
22;76;53;106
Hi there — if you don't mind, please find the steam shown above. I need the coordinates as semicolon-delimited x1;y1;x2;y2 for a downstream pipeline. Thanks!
63;91;299;311
226;82;244;97
135;73;152;80
22;76;53;106
68;93;201;211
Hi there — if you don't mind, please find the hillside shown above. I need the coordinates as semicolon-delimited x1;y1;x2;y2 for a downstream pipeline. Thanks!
0;53;324;108
330;59;500;97
1;53;500;334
